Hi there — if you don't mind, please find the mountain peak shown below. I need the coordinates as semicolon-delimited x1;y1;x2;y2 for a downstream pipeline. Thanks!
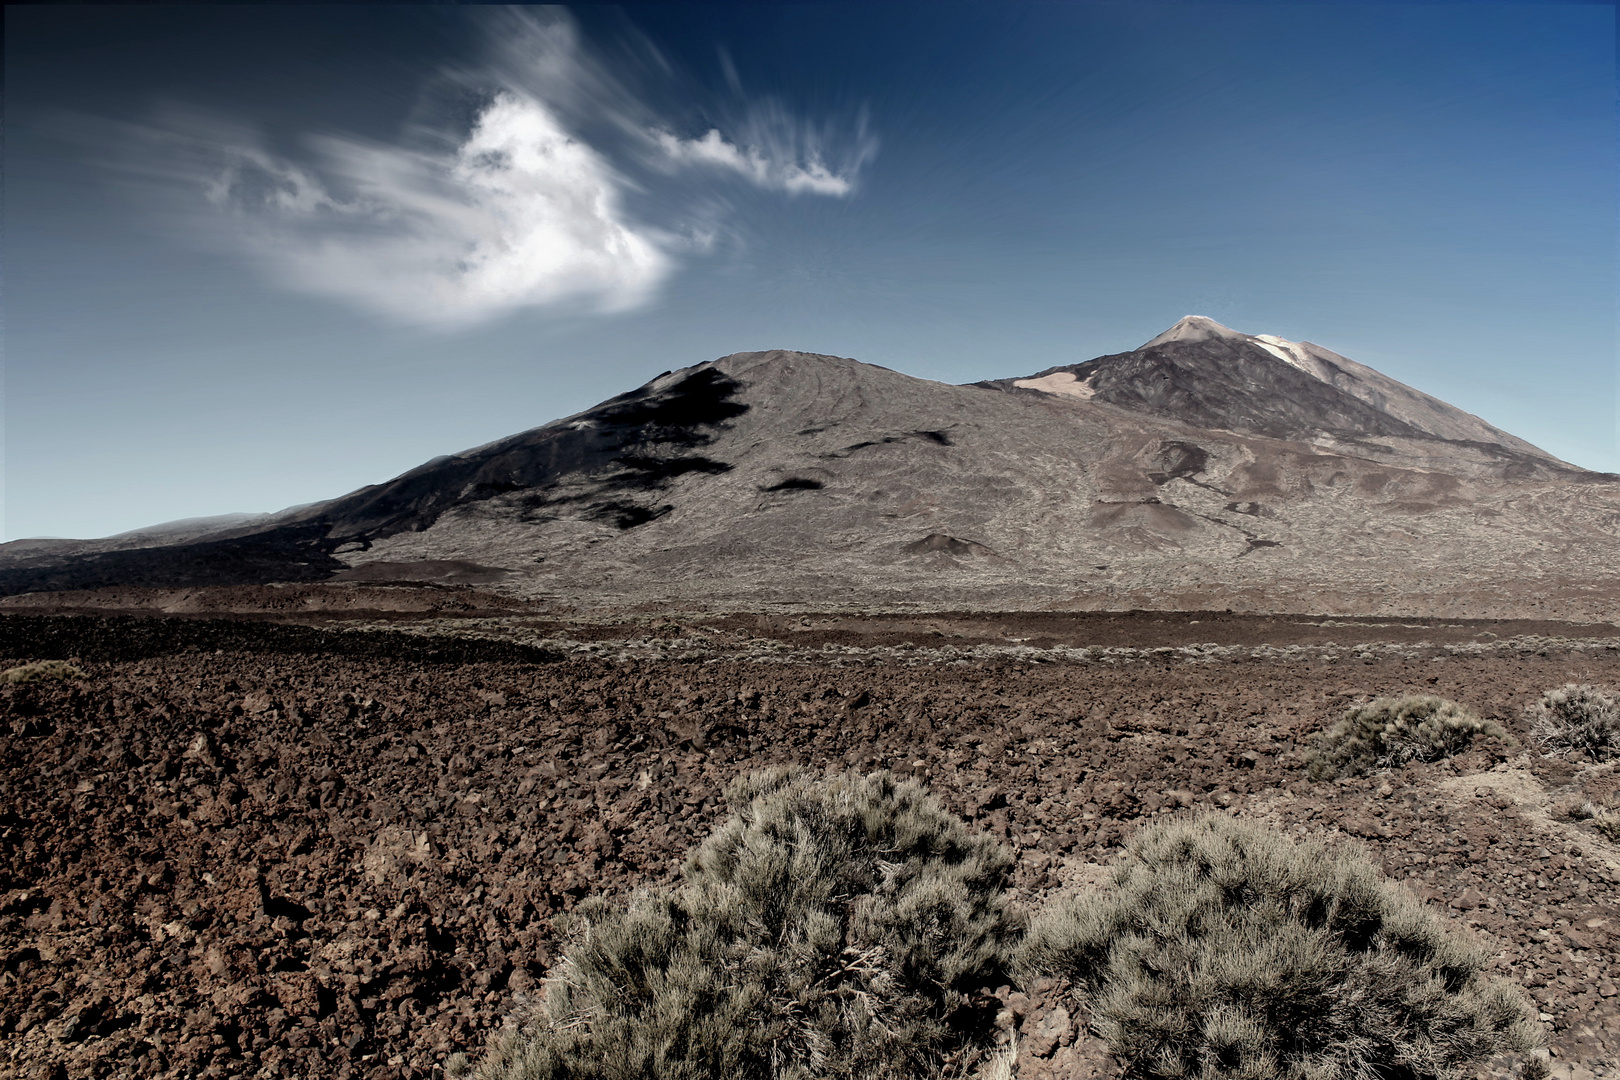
1139;315;1248;350
987;317;1570;466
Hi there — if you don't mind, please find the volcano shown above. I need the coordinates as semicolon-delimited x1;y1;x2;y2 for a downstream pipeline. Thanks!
4;317;1616;619
988;315;1559;459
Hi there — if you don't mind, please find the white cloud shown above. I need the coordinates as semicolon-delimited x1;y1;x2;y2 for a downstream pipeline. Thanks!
169;92;669;327
652;127;859;196
106;8;876;327
484;9;876;199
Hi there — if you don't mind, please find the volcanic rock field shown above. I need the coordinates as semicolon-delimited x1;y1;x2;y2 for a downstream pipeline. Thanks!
4;606;1619;1080
5;318;1619;1079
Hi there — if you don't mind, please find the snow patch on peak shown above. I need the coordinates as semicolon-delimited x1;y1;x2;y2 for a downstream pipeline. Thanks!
1251;333;1316;374
1140;318;1331;381
1139;315;1248;350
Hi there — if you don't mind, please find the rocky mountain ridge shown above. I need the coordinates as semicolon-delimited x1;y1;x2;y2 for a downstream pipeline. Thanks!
3;318;1615;620
987;315;1567;466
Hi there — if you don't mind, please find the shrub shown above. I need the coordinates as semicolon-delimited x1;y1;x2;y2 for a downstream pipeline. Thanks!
1021;815;1541;1080
1305;695;1511;780
0;660;87;685
1553;776;1620;842
1560;797;1620;843
472;768;1020;1080
1528;684;1619;762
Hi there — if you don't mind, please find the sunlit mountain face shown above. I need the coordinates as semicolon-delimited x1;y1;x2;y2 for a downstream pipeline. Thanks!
3;319;1614;621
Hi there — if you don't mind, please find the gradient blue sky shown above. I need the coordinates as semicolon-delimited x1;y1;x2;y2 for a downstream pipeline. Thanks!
6;3;1615;541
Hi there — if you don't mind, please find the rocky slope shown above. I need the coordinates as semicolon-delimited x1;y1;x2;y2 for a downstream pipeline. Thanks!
3;613;1618;1079
3;319;1615;619
991;315;1564;461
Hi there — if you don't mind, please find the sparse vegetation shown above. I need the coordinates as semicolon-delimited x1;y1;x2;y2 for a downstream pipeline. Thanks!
1561;797;1620;843
7;622;1609;1079
0;660;87;684
1020;814;1542;1080
1553;780;1620;842
1305;695;1511;780
1528;683;1620;762
471;768;1020;1080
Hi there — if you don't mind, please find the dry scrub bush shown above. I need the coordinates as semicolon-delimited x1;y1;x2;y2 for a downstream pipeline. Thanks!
1021;815;1541;1080
1529;684;1619;762
0;660;86;684
1306;695;1510;780
472;768;1020;1080
1558;796;1620;843
1552;773;1620;842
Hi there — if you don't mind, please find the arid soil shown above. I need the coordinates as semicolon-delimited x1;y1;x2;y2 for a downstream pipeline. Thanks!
3;610;1619;1080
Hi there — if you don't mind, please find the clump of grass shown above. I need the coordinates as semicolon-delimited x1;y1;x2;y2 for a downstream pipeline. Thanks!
1553;777;1620;842
472;768;1020;1080
1305;695;1511;780
1560;798;1620;842
1528;684;1619;762
1021;814;1542;1080
0;660;87;685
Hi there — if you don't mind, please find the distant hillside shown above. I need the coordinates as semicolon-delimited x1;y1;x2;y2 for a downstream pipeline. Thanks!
3;319;1616;620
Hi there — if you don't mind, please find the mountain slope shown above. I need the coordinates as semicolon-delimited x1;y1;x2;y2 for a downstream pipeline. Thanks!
2;323;1615;619
986;316;1572;474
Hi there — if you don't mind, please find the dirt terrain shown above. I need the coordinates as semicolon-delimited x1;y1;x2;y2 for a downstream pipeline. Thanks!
3;609;1619;1080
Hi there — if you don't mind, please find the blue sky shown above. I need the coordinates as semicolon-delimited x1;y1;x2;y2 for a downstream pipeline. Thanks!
6;3;1615;540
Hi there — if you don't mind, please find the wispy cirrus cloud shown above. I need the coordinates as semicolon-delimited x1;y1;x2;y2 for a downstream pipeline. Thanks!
101;7;876;328
652;116;876;197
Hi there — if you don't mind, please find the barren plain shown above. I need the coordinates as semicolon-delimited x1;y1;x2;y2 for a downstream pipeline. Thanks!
4;597;1619;1080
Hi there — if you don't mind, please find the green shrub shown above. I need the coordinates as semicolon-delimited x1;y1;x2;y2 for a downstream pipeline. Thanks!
472;768;1020;1080
1528;684;1619;762
0;660;87;684
1305;695;1510;780
1021;815;1541;1080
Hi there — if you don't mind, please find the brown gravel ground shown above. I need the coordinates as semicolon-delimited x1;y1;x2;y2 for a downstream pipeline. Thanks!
2;611;1618;1080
